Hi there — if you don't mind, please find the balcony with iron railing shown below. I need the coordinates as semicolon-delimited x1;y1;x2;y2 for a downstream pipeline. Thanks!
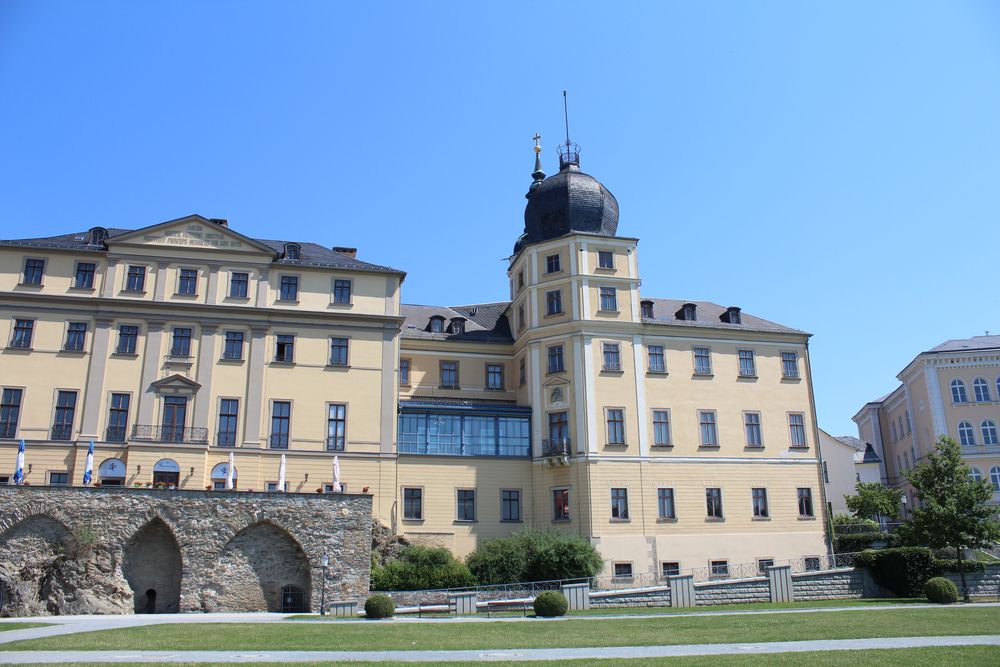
542;438;571;457
131;425;208;444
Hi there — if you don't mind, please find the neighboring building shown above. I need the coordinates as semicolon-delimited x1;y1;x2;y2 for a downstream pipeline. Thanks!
0;140;829;578
818;429;881;516
853;335;1000;515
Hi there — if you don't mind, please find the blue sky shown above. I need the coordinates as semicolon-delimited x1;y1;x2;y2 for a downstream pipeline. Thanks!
2;1;998;435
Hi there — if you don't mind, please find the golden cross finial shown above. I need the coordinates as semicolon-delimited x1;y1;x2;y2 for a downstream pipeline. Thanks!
532;133;542;153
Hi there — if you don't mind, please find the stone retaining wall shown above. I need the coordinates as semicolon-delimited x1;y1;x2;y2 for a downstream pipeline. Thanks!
792;569;864;601
591;586;671;608
694;577;771;606
944;564;1000;597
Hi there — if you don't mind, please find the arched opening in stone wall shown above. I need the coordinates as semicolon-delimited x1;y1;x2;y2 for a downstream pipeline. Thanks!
122;518;182;614
0;514;71;615
216;521;311;612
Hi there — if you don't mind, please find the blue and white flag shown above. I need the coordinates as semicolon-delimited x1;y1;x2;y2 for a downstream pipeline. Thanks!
12;440;25;485
82;441;95;486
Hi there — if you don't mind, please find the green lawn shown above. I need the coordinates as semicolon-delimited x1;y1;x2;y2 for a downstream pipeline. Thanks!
5;607;999;652
0;623;49;632
16;646;1000;666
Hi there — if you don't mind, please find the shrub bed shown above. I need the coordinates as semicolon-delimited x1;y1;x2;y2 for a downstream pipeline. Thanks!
467;530;603;585
533;590;568;617
371;545;476;591
854;547;985;597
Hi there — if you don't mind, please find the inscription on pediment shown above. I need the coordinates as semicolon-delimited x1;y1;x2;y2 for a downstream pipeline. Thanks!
142;223;245;250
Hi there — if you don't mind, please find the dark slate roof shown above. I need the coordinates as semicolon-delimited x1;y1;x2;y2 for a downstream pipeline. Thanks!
640;298;805;335
833;435;867;452
0;227;403;275
926;335;1000;354
858;443;882;464
518;163;619;252
400;302;512;343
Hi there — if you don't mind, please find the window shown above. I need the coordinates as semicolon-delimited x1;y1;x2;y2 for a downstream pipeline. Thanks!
400;358;411;385
279;275;298;301
983;421;999;446
161;397;187;441
788;413;807;447
171;327;192;357
106;393;130;442
275;335;295;363
457;489;476;521
403;488;423;520
10;319;33;349
661;562;680;578
959;421;975;446
517;304;525;331
641;301;654;318
598;250;614;269
693;347;712;375
64;322;87;351
804;556;821;571
606;408;625;444
333;279;352;304
517;269;525;291
547;345;564;373
599;286;618;311
752;487;769;518
75;262;96;289
229;272;249;298
177;269;197;295
710;560;729;578
823;460;830;484
974;378;992;402
117;325;138;354
326;403;346;451
781;352;799;378
648;345;666;373
546;289;562;315
52;390;77;440
22;258;44;285
0;388;23;438
602;342;621;371
501;489;521;521
610;487;629;519
329;338;349;366
216;399;239;447
548;411;568;449
48;471;69;486
125;265;146;292
266;482;289;492
545;254;561;274
744;412;762;447
613;562;633;579
652;410;671;446
757;558;775;575
951;379;968;403
706;487;723;518
223;331;244;360
430;317;444;333
657;487;676;519
284;243;301;260
486;364;504;390
891;421;898;443
990;466;1000;492
970;467;984;482
797;487;814;517
738;349;756;377
553;488;570;521
519;358;526;385
270;401;291;448
699;410;718;446
440;361;459;388
905;410;912;434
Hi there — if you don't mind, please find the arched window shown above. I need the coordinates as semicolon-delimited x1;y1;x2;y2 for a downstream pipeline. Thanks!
153;458;180;487
98;458;126;485
210;462;237;490
283;243;301;260
973;378;991;402
958;421;975;446
990;466;1000;492
903;450;910;470
891;422;898;443
969;466;983;482
983;420;999;446
951;379;968;403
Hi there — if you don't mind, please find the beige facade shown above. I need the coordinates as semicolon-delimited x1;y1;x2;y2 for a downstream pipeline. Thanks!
818;429;881;516
0;156;831;579
853;335;1000;515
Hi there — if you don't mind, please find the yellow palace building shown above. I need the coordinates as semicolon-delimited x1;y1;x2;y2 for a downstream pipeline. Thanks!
0;141;829;578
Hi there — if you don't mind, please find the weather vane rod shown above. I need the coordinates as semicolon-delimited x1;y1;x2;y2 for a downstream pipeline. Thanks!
562;90;571;147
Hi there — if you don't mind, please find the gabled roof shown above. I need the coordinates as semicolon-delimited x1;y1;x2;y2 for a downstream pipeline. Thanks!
401;302;512;343
925;335;1000;354
640;298;805;335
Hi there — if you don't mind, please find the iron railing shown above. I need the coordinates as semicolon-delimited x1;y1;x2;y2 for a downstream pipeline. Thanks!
105;426;127;443
131;425;208;444
269;433;289;449
50;425;73;441
216;432;237;447
542;438;571;457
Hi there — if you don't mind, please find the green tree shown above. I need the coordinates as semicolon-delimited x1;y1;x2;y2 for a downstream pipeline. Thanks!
904;436;1000;601
371;545;476;591
845;482;903;521
466;530;604;585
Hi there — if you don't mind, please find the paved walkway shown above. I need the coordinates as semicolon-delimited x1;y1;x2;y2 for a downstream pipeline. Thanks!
0;635;997;663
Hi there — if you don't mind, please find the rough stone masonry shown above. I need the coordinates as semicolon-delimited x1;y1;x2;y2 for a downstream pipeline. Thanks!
0;486;372;616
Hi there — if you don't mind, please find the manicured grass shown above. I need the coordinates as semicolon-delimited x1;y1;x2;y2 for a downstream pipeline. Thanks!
0;623;49;632
5;607;999;651
18;646;1000;666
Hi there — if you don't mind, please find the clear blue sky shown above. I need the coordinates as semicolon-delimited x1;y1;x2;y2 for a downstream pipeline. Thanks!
2;1;999;436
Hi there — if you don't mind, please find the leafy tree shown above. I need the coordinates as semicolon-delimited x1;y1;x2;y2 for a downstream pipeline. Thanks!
466;530;604;584
845;482;903;521
371;545;476;591
904;436;1000;601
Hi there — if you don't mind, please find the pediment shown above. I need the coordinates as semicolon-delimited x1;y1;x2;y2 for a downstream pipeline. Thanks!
109;215;277;255
543;376;571;388
149;373;202;395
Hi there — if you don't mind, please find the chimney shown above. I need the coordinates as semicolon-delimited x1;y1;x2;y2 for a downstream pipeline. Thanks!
332;246;357;259
209;218;228;227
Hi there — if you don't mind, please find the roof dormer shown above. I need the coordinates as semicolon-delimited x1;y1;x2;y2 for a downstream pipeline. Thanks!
448;317;467;334
428;315;445;333
720;306;742;325
640;300;654;319
675;303;697;321
88;226;109;247
283;243;301;260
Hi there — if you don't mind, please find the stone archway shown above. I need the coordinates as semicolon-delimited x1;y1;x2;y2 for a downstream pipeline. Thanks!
216;521;311;612
0;515;70;616
122;518;182;613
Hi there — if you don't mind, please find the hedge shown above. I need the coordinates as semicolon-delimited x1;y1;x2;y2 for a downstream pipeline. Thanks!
466;530;603;585
834;532;899;553
371;545;477;591
854;547;984;597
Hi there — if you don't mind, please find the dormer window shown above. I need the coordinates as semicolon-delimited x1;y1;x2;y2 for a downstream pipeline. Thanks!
449;318;466;334
640;300;654;318
429;316;445;333
676;303;697;321
89;227;108;246
284;243;301;260
721;306;742;325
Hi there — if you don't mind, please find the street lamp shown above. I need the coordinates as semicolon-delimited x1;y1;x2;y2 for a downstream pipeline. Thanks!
320;553;329;616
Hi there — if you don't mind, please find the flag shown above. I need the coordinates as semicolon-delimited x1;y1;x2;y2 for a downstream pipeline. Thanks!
332;455;342;493
82;441;95;486
226;451;235;490
12;440;25;485
277;454;286;492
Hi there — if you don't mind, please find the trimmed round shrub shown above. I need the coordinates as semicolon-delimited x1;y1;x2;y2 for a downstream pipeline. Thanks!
533;590;568;618
364;593;395;619
924;577;959;604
